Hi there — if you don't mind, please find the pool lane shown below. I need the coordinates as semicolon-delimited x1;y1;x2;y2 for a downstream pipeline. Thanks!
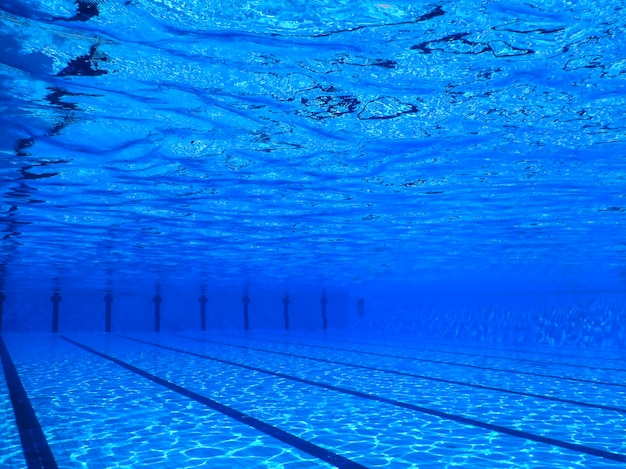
0;338;28;469
174;334;626;414
409;335;626;363
219;333;626;386
0;336;57;469
212;333;626;409
107;333;626;464
70;333;626;468
2;334;340;469
259;332;626;373
284;331;626;366
63;336;366;469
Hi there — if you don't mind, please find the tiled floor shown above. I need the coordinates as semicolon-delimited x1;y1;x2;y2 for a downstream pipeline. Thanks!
2;332;626;468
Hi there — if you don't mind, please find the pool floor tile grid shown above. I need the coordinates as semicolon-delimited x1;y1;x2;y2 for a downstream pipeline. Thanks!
1;335;339;469
203;332;626;410
69;334;624;468
125;334;626;457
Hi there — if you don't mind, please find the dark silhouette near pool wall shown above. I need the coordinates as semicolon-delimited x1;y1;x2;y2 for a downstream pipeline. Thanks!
104;292;113;333
321;294;328;330
242;294;250;331
199;293;207;331
283;295;290;330
51;290;61;333
153;293;162;332
357;298;365;317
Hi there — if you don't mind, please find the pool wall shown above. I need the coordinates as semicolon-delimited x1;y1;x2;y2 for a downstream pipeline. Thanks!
0;284;350;333
2;281;624;349
348;288;626;349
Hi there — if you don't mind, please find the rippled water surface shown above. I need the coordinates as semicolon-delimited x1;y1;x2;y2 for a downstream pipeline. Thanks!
1;0;625;290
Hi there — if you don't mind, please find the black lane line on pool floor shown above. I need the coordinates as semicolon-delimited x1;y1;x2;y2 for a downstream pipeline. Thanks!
218;333;626;389
251;332;626;373
324;334;626;364
59;336;366;469
172;334;626;415
0;337;58;469
239;331;626;364
411;336;626;363
117;334;626;464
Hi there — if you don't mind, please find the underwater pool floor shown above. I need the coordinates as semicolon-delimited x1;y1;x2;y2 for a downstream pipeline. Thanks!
1;332;625;468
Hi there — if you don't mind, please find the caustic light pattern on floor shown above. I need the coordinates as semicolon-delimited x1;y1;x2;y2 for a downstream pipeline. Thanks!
2;332;626;468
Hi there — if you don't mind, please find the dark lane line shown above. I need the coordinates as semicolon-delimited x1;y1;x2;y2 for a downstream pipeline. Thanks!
172;334;626;415
255;333;626;373
60;336;366;469
414;337;626;362
218;333;626;388
0;337;58;469
292;333;626;364
117;334;626;464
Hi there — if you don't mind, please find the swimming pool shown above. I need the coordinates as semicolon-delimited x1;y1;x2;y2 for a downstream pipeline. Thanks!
2;0;626;466
2;331;625;468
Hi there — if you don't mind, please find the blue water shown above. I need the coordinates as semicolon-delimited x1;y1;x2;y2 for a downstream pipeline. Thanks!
1;0;626;467
1;0;625;290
